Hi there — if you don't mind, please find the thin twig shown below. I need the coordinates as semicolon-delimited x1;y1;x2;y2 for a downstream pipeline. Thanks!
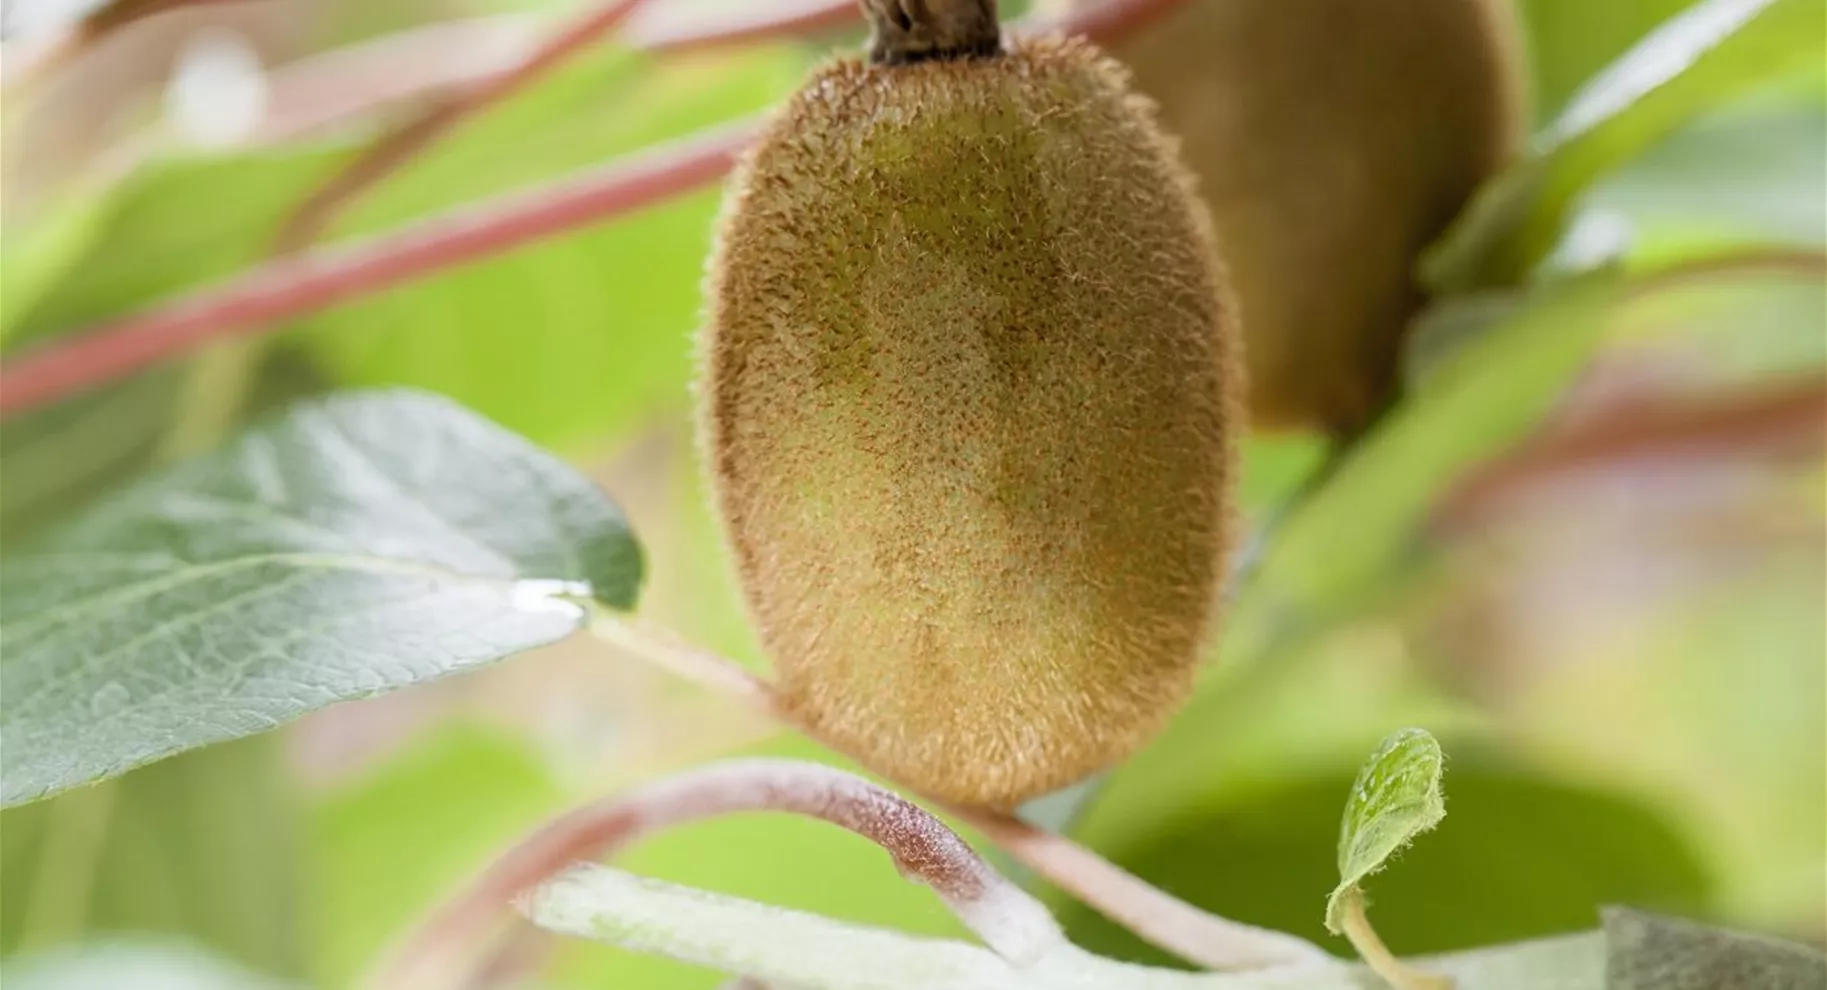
1437;373;1827;527
365;759;1065;990
582;612;1333;972
272;0;653;254
628;0;858;53
956;806;1333;971
0;119;757;418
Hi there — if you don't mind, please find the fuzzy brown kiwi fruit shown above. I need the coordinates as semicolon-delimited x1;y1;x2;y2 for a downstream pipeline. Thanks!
1047;0;1527;435
700;0;1240;808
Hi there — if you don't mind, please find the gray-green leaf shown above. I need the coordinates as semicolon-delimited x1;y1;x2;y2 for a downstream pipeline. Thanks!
1424;0;1826;290
0;389;641;807
1326;729;1447;935
1604;907;1827;990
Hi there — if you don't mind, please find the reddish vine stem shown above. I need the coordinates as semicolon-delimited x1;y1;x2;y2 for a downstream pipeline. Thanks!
271;0;653;254
588;611;1334;972
0;0;1193;419
628;0;859;53
0;120;758;418
365;758;1064;990
1436;373;1827;527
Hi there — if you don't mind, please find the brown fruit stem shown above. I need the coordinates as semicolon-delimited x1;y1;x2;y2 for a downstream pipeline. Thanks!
862;0;1003;64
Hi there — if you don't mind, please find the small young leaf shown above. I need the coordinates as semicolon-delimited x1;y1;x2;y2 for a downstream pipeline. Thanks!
1326;729;1447;936
1424;0;1826;290
0;389;641;807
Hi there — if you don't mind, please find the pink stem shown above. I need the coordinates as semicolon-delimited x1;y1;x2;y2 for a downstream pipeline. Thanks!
1436;374;1827;527
585;615;1333;971
957;807;1333;970
629;0;858;54
366;759;1062;990
0;119;757;418
272;0;654;253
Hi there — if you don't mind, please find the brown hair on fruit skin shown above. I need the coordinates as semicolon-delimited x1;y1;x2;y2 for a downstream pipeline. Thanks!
701;20;1240;808
1049;0;1527;436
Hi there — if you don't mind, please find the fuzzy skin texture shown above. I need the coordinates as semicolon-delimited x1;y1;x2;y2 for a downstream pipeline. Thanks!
702;36;1239;808
1052;0;1526;435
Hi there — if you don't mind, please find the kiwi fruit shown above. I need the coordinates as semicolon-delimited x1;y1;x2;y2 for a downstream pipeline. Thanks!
1046;0;1527;435
700;0;1240;808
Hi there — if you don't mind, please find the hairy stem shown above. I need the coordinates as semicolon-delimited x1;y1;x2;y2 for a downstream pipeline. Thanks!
366;759;1064;990
584;611;1332;971
1335;887;1451;990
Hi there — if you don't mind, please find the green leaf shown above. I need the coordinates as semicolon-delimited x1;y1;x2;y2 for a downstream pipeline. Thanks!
1057;679;1711;963
1332;734;1449;894
0;736;304;976
1603;908;1827;989
0;938;299;990
1224;257;1816;678
1326;730;1446;935
1425;0;1826;290
1515;0;1698;125
0;389;642;807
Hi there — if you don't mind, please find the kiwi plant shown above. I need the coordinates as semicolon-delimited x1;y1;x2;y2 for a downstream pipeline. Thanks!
1046;0;1527;435
700;0;1241;808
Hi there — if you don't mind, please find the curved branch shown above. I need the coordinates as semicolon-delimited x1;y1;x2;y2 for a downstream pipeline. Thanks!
366;759;1064;990
0;120;757;418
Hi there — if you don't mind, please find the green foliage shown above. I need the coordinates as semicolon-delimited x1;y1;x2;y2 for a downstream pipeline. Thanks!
1057;763;1712;962
1427;0;1826;290
1;0;1821;984
1326;729;1446;935
0;390;641;806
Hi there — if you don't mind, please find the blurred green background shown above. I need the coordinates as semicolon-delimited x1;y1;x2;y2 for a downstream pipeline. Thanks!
0;0;1822;987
